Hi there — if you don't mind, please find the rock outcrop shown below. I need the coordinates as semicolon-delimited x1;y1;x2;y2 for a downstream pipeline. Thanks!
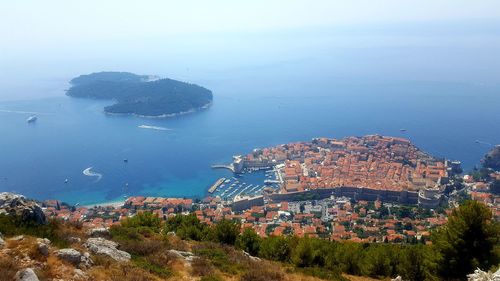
36;238;50;257
168;249;196;264
243;251;261;262
86;227;109;238
68;236;82;244
0;193;46;224
84;237;131;262
14;268;39;281
467;268;500;281
56;248;93;268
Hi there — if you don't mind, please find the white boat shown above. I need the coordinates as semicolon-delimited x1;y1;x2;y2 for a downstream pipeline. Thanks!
27;116;37;123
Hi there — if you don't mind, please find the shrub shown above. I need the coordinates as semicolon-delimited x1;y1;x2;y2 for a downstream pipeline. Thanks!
109;225;141;242
133;257;172;278
119;239;166;256
200;275;224;281
194;244;234;273
193;242;247;274
291;237;329;268
236;228;261;256
259;236;293;262
121;212;162;232
328;242;365;275
433;200;500;279
214;219;240;245
164;214;213;241
293;267;347;281
397;245;438;281
361;244;396;278
0;214;69;247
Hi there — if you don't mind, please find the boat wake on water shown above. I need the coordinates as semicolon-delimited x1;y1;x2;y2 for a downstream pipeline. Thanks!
138;125;171;131
0;109;52;115
475;140;493;146
83;167;103;182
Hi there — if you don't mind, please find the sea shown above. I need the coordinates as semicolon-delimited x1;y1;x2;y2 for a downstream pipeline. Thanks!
2;23;500;205
1;74;499;205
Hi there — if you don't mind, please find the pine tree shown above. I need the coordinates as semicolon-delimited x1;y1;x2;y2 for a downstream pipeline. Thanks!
433;200;499;280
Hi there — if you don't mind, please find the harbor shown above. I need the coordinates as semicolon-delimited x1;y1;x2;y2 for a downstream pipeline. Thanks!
208;167;282;201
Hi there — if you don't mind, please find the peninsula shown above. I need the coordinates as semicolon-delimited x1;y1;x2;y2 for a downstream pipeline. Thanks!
66;72;213;117
228;135;458;208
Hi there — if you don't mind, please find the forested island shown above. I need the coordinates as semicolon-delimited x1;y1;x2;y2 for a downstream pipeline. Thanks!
66;72;213;117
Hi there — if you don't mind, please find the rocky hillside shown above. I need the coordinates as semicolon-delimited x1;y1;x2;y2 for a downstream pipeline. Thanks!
0;192;369;281
0;192;46;225
0;222;375;281
1;193;498;281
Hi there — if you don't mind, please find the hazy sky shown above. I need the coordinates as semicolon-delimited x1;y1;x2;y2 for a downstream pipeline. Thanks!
2;0;500;47
1;1;500;100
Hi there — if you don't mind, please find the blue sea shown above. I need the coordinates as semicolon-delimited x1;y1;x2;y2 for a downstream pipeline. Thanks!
1;73;499;205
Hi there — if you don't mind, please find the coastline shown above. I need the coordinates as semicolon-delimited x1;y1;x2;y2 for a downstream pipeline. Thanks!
104;101;212;119
82;198;126;209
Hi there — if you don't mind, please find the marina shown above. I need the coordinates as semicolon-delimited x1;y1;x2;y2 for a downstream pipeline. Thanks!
209;168;282;201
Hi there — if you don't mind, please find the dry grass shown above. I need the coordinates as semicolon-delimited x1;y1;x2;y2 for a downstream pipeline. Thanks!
5;236;41;262
191;257;215;277
45;256;68;279
240;267;285;281
1;236;73;281
0;255;21;281
166;234;190;252
89;263;161;281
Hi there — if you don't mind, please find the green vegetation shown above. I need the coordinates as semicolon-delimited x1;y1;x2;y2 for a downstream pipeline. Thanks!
160;200;498;281
236;228;262;256
133;256;172;278
214;219;240;245
108;212;174;280
70;71;149;85
120;211;162;230
3;199;497;281
200;275;224;281
259;235;295;262
433;200;499;280
164;213;213;241
398;245;438;281
0;214;72;248
67;71;213;116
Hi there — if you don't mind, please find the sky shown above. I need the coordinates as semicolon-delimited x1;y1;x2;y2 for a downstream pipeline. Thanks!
1;1;500;100
2;1;500;45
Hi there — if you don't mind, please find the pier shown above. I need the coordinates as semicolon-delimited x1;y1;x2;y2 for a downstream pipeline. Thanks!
211;164;235;173
208;177;226;193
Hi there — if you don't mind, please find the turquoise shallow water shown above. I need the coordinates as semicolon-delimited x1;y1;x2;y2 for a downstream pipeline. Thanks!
0;78;499;205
